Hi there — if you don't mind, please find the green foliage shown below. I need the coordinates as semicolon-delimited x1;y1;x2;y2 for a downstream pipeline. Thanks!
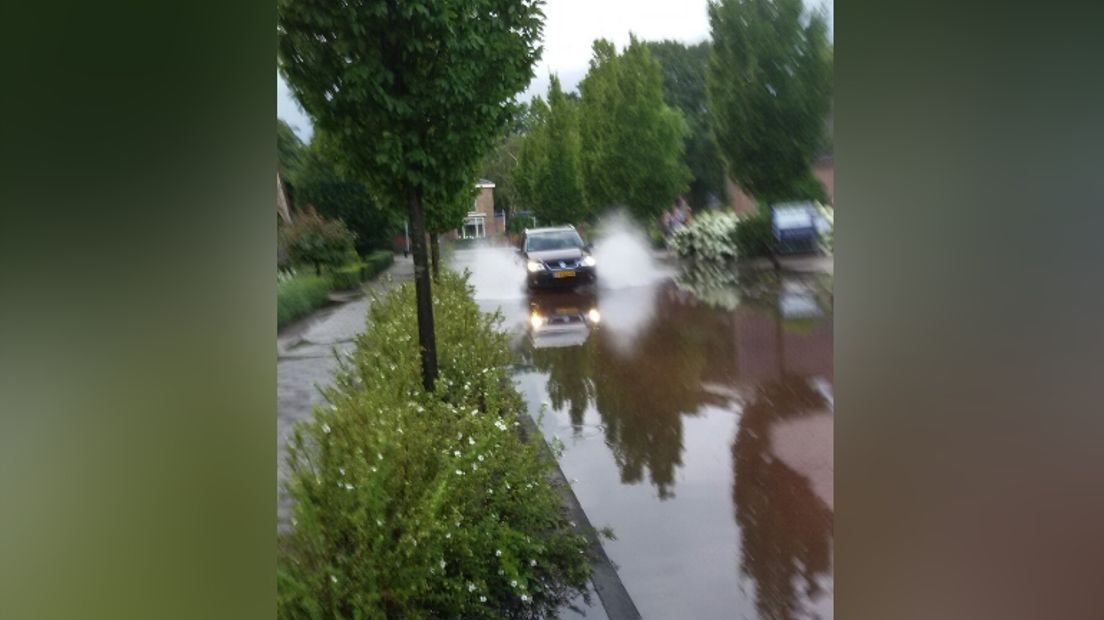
295;133;401;255
329;264;364;291
277;270;331;328
278;118;305;180
330;251;396;291
362;250;395;280
579;36;691;219
277;272;591;618
732;212;773;258
481;134;525;215
515;76;589;226
707;0;833;203
278;0;545;215
507;212;537;235
279;206;356;274
645;40;726;208
426;181;477;236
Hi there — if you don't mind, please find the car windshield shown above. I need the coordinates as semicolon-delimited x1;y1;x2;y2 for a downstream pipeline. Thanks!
526;231;584;252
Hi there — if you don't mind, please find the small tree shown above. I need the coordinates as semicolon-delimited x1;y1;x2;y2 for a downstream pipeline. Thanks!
279;206;355;275
279;0;544;390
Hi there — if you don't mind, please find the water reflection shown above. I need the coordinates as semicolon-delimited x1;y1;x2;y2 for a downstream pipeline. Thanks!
733;377;833;620
520;271;832;490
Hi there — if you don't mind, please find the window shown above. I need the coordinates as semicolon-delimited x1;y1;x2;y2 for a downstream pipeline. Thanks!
461;212;486;239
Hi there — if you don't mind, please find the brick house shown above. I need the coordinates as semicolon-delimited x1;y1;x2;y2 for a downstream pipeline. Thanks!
445;179;502;240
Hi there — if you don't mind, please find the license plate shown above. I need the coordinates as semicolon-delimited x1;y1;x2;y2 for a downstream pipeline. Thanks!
555;307;579;315
553;271;576;279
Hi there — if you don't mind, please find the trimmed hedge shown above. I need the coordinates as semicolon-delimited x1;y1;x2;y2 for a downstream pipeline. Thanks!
361;250;394;280
278;272;591;618
330;251;395;291
278;272;332;328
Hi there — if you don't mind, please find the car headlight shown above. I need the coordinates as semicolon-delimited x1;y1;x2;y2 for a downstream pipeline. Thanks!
529;312;545;329
526;260;545;273
581;255;597;267
586;308;601;324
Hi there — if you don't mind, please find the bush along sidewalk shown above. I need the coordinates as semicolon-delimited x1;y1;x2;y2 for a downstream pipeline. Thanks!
278;272;591;619
331;251;395;291
278;270;332;328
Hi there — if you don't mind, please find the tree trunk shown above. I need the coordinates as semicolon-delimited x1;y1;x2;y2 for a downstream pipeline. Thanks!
407;190;438;391
430;233;441;280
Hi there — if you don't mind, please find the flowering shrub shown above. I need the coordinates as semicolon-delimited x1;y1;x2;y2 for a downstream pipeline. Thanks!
670;210;740;260
277;272;591;618
279;206;356;275
671;210;777;260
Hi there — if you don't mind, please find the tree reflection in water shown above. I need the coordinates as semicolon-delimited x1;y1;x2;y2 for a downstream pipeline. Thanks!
733;377;833;620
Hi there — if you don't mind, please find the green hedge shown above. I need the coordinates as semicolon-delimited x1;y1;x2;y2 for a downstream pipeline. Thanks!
361;250;394;280
277;272;332;328
330;251;395;291
278;272;591;618
733;212;773;258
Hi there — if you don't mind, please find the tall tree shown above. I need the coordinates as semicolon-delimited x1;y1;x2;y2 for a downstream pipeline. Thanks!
706;0;832;204
645;40;726;208
514;76;588;225
278;0;544;390
579;36;691;220
294;131;400;255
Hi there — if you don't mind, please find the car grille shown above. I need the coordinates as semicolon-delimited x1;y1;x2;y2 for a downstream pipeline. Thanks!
544;259;579;270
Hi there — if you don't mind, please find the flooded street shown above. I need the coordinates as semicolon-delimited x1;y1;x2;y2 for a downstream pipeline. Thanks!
452;241;834;620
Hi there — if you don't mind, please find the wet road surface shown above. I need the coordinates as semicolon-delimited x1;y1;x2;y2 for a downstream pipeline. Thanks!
453;245;834;620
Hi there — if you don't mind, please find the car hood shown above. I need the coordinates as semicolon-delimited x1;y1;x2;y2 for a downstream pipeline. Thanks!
527;248;584;262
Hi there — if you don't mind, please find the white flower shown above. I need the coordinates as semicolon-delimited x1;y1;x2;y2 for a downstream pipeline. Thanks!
322;423;331;434
511;580;518;588
338;468;346;476
330;575;338;584
479;595;487;603
439;560;447;570
477;454;484;462
343;482;354;490
521;594;529;603
376;519;384;527
495;549;502;557
445;532;451;539
468;436;475;446
453;450;461;458
455;469;464;476
530;559;536;567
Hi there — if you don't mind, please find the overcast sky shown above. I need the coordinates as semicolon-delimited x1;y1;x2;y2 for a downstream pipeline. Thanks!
278;0;833;141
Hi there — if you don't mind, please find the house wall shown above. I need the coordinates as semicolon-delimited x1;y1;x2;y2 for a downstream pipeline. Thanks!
475;186;498;235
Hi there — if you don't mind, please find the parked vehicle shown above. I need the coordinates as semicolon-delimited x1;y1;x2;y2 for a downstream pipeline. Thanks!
519;225;597;290
771;202;826;255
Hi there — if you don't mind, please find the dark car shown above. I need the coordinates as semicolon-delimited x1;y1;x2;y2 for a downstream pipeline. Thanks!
519;225;597;289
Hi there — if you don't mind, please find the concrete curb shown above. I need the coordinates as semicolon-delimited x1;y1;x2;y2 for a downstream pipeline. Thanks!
518;413;642;620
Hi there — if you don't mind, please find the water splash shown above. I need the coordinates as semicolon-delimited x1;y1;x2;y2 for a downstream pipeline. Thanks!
590;210;670;290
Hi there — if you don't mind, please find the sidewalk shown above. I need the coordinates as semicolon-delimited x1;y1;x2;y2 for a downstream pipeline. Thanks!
277;256;414;531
